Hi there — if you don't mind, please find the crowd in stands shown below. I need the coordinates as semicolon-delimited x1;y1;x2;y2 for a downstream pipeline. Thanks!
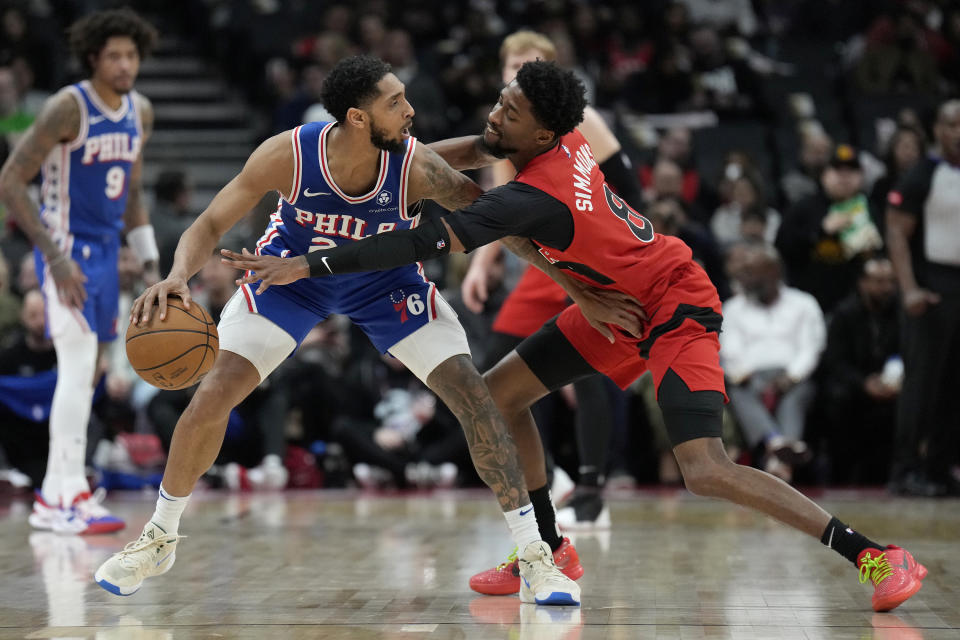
1;0;958;496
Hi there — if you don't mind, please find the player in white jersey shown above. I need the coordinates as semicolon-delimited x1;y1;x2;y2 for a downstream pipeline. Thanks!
0;9;159;534
93;55;581;606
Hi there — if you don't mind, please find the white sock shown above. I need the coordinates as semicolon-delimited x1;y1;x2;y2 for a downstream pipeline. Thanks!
40;441;63;506
149;485;190;535
503;504;542;552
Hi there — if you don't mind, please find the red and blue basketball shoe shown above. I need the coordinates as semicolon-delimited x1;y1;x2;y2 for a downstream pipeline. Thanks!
30;489;125;535
469;537;583;596
857;545;927;612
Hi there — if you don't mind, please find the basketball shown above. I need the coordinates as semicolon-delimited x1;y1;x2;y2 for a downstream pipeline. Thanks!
125;297;219;390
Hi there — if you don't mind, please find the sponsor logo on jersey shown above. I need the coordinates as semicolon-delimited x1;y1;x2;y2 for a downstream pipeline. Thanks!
376;190;392;206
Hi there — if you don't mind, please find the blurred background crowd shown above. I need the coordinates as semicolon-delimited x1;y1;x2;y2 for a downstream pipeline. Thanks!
1;0;958;497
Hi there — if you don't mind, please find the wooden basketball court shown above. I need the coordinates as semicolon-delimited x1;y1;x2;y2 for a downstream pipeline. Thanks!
1;488;957;639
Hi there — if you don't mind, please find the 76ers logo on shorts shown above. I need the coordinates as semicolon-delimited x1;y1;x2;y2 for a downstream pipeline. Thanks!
390;288;425;323
377;190;392;206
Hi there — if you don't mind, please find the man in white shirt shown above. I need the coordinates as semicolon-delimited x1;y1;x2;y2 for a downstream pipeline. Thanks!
721;244;826;482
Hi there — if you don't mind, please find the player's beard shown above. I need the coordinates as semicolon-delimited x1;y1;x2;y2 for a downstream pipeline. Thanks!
100;70;135;94
479;126;517;159
369;118;406;154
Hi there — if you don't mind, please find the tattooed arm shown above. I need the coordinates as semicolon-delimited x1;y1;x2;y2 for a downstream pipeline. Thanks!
407;143;483;211
0;90;86;308
427;135;498;171
426;354;527;511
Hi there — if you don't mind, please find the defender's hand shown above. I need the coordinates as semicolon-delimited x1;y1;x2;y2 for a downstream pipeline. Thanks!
221;248;309;294
572;285;648;343
130;276;192;326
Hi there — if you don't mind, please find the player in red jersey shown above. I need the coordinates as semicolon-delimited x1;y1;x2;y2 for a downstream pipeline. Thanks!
463;31;643;538
224;61;927;612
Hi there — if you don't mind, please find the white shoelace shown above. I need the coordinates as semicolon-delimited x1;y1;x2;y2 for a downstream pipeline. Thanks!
117;530;185;570
520;545;571;591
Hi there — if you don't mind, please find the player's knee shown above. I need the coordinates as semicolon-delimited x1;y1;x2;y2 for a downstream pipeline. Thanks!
680;462;724;496
482;367;525;416
53;331;99;387
674;440;735;497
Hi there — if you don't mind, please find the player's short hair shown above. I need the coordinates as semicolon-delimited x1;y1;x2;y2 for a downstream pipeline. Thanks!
68;8;158;75
321;55;392;123
515;61;586;138
500;31;557;64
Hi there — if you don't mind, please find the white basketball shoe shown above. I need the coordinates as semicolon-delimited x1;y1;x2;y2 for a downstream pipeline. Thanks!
94;521;183;596
517;541;581;606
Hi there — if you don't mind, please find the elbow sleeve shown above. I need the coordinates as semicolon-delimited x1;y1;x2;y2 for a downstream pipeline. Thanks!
307;216;451;277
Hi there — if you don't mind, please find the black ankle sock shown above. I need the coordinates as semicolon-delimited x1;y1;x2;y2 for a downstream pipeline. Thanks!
821;516;885;564
529;484;563;551
578;469;603;488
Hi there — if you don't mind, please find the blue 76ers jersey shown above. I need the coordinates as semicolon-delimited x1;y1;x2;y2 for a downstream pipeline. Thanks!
240;121;439;352
39;81;142;247
34;81;141;342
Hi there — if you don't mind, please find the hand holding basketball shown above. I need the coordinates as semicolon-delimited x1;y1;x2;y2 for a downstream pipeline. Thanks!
130;274;192;326
126;295;218;390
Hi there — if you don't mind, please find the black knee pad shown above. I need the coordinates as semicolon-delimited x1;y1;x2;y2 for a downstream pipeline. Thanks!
658;368;724;447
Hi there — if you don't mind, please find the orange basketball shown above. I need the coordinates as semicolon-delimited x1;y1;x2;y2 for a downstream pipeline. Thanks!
126;297;219;390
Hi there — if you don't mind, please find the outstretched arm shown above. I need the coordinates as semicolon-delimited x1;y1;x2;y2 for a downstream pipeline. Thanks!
221;216;463;290
407;143;483;210
427;135;499;171
222;185;646;338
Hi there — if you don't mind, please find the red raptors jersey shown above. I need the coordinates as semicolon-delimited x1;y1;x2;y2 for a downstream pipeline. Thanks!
515;129;723;387
514;129;693;308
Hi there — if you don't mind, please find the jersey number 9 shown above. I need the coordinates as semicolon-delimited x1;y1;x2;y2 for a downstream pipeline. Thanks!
105;166;126;200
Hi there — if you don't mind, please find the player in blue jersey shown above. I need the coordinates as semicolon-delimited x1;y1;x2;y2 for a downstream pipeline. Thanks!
93;55;582;605
0;9;159;534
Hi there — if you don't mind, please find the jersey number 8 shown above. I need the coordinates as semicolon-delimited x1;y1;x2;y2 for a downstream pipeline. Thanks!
604;184;654;243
